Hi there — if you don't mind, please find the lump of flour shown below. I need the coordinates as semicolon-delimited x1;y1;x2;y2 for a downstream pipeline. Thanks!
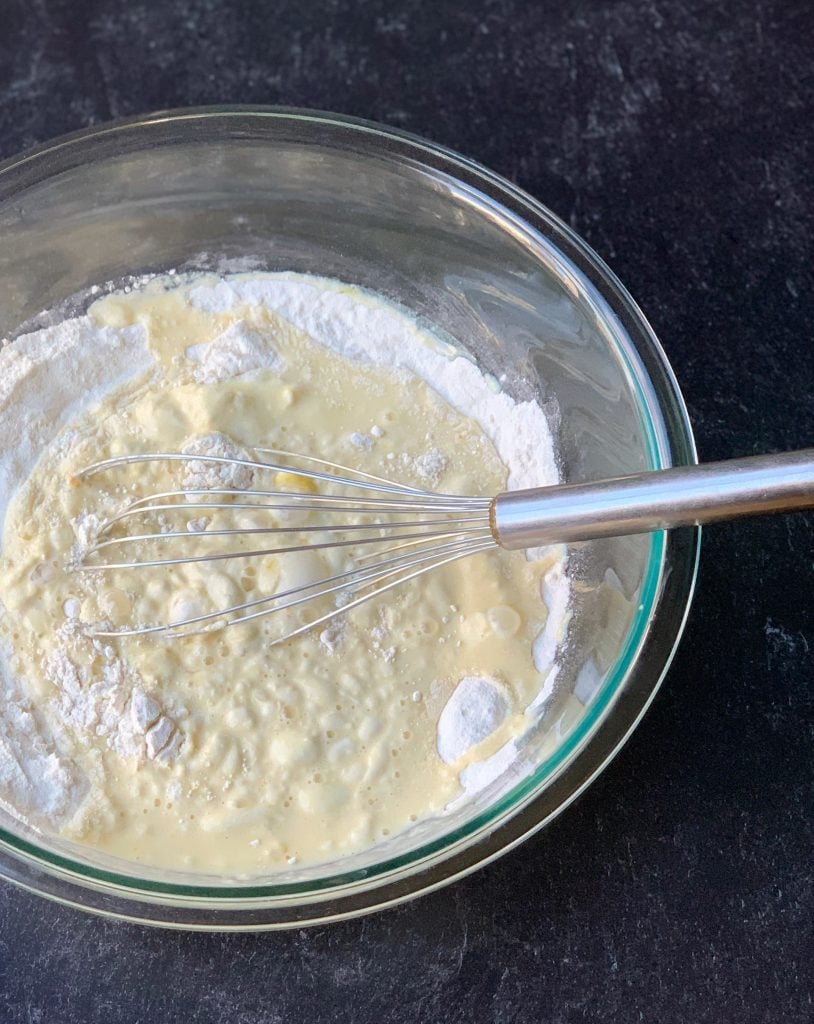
180;432;255;493
185;319;282;383
436;675;509;764
0;660;85;827
43;623;184;765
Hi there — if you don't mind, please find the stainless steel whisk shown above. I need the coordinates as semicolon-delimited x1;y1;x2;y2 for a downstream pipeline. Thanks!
73;446;814;643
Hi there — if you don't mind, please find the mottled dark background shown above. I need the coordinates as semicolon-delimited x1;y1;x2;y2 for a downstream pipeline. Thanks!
0;1;812;1021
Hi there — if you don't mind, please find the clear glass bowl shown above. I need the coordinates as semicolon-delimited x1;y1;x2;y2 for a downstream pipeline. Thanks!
0;108;699;929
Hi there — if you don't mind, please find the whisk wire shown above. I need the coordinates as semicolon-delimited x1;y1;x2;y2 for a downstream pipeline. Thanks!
73;447;497;642
96;496;489;538
254;542;496;650
122;487;485;513
79;525;493;571
90;534;494;639
76;450;479;501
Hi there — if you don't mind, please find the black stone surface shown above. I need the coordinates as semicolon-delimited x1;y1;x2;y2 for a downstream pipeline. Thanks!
0;1;811;1021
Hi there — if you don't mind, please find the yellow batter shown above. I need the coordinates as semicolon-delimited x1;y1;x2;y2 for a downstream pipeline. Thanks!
0;278;560;873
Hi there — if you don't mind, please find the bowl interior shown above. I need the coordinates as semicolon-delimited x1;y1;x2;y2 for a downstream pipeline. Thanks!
0;111;694;913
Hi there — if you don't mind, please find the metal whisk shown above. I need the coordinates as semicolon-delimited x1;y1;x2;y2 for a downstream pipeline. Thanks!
72;446;814;643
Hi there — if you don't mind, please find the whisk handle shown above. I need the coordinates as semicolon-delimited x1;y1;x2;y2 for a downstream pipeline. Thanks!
492;448;814;550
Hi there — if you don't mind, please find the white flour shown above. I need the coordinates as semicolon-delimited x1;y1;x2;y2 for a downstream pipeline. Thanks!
0;655;84;827
189;275;558;492
436;676;509;765
0;316;151;525
43;621;183;765
186;319;282;383
181;432;255;492
0;272;569;832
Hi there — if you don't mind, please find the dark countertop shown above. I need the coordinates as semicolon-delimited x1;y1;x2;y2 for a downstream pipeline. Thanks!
0;1;811;1021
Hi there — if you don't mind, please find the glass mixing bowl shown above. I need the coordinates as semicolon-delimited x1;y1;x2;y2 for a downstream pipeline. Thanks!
0;108;698;929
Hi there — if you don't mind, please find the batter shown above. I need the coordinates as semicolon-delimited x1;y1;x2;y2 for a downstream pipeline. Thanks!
0;274;568;873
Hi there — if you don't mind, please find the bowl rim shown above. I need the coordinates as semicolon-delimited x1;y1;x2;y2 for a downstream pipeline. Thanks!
0;106;700;928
